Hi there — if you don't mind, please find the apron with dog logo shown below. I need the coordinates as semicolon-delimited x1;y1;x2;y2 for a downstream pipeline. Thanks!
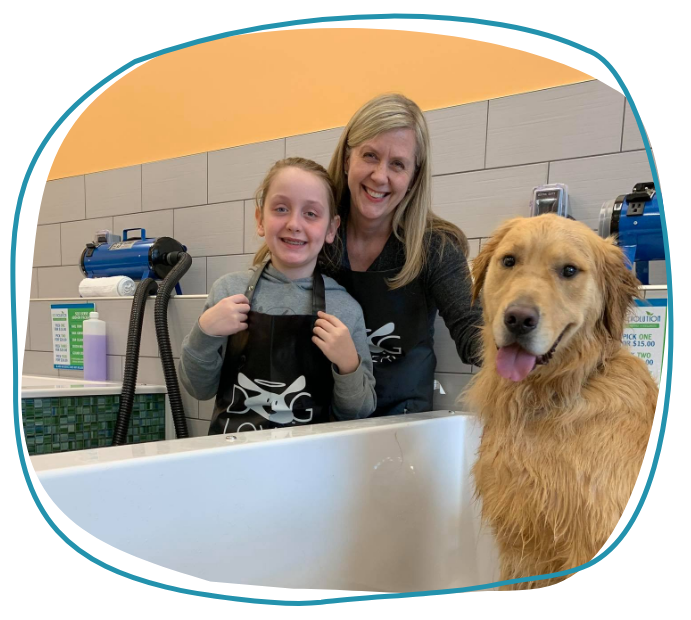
338;265;435;417
208;262;334;435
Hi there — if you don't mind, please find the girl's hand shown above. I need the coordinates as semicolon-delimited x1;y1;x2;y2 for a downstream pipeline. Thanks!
198;294;250;337
312;311;359;375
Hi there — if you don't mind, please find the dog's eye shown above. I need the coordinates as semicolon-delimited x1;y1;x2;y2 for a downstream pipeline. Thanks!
562;265;579;278
502;256;516;268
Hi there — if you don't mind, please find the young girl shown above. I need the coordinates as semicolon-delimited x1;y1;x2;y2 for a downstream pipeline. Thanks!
179;157;376;434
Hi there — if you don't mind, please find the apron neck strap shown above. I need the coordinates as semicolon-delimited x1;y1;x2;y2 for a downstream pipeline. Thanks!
246;261;326;315
312;267;326;315
244;262;265;304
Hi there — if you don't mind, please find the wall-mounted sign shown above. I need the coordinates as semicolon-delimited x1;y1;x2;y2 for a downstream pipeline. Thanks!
623;298;668;385
51;303;95;370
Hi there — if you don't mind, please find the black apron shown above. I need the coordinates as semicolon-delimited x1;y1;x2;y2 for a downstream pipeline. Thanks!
338;267;435;417
208;263;334;435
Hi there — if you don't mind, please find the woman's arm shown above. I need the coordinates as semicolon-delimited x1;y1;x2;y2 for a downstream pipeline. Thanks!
425;233;484;367
327;296;377;419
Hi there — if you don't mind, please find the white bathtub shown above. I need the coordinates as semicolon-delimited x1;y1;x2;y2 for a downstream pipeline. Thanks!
31;411;499;593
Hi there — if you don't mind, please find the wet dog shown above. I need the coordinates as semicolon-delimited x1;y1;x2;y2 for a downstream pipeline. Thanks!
466;215;657;589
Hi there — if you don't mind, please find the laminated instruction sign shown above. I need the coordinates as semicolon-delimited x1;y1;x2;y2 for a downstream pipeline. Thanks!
623;298;668;385
51;303;95;370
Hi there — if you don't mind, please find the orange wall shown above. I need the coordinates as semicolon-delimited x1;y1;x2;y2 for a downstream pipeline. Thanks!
49;28;592;180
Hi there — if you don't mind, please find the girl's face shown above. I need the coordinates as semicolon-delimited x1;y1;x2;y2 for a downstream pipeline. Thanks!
344;128;417;231
256;167;339;280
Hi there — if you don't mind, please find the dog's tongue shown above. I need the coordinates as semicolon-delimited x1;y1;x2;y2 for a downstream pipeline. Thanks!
496;343;537;382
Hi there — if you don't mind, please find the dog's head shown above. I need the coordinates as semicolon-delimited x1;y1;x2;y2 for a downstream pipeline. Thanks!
472;214;640;382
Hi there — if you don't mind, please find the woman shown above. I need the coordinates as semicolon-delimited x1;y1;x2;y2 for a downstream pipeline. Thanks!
327;93;482;416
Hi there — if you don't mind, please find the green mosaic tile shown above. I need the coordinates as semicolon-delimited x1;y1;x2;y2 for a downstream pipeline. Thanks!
22;393;165;456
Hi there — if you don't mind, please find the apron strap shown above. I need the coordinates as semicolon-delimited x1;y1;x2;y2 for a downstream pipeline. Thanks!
231;261;325;360
227;262;268;361
312;267;326;315
244;261;266;303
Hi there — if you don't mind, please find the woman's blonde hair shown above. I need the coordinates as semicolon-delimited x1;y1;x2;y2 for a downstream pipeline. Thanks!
328;93;469;288
253;157;341;270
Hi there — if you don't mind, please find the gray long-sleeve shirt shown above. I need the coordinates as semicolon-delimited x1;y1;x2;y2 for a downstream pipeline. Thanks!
179;262;377;421
335;226;484;367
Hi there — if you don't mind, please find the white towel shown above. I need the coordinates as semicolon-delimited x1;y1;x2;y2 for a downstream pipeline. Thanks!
79;276;136;297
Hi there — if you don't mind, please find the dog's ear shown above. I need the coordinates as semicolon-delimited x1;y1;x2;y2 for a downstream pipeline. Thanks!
471;219;519;304
598;237;641;342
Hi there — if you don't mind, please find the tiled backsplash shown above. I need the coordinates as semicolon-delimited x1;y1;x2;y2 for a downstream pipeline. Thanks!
22;393;166;455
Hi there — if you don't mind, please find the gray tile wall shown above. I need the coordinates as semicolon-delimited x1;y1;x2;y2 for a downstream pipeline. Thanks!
27;80;665;437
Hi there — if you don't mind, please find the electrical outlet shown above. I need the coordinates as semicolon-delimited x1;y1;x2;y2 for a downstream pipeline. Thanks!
627;201;646;216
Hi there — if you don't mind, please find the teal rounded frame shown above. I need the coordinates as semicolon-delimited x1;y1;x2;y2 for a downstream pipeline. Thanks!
10;13;674;606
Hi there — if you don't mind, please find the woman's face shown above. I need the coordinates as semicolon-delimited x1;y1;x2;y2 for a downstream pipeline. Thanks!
345;128;417;230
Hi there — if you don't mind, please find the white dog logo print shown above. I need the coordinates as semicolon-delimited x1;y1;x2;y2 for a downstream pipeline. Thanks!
367;322;402;363
224;373;313;432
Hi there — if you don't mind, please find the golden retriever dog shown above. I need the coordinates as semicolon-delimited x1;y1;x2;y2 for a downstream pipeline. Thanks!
466;214;657;590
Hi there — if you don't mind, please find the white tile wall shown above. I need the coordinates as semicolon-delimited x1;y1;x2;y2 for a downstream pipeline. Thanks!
118;356;198;419
108;355;124;382
432;164;548;238
164;297;207;358
27;82;668;427
466;238;481;260
28;300;53;351
285;128;343;169
486;81;624;168
136;355;166;385
179;257;207;295
31;268;38;298
57;367;86;378
113;210;174;240
198;398;216;422
85;165;142;218
33;224;62;267
622;100;646;151
38;176;85;225
208;140;285;203
23;351;58;376
244;200;264;254
186;417;210;438
25;320;30;351
37;265;84;298
143;153;207;211
207;255;255;290
427;101;488;175
173;202;244;257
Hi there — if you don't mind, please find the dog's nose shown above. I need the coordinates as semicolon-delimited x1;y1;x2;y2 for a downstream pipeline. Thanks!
504;305;539;336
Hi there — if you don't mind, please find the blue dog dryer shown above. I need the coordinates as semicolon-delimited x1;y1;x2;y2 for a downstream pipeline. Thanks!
80;228;193;445
599;182;665;285
81;228;187;294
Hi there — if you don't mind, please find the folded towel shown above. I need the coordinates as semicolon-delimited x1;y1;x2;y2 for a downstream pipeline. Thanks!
79;276;137;297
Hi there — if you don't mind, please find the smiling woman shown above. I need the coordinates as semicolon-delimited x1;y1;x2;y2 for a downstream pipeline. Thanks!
326;93;483;417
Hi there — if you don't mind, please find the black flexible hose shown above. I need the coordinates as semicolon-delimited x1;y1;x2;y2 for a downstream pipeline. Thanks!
112;278;158;446
154;252;193;439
